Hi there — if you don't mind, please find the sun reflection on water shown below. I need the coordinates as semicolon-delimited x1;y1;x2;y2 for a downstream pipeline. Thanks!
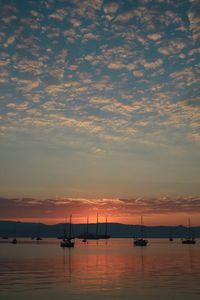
0;239;200;299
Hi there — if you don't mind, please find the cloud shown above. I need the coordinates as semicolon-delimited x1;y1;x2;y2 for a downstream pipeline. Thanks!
100;99;139;117
188;3;200;39
0;196;200;220
70;0;103;19
7;112;18;117
133;70;144;77
107;62;124;69
0;58;10;66
104;2;119;14
69;18;82;27
115;11;135;22
188;48;200;56
0;78;8;83
1;0;200;159
82;32;99;43
63;28;78;42
20;17;39;30
7;101;29;111
142;58;163;69
13;58;43;75
169;67;199;86
45;84;65;94
1;4;18;13
3;35;15;48
30;10;39;17
54;48;68;64
147;33;162;40
2;16;17;24
48;8;68;20
94;148;106;154
10;78;41;92
158;40;186;56
42;100;66;112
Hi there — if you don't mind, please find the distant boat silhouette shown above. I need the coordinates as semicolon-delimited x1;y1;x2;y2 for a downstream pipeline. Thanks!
134;216;148;246
169;228;174;241
11;222;17;244
82;216;89;242
182;217;196;244
60;215;75;248
77;215;100;240
98;216;111;239
36;221;42;240
11;238;17;244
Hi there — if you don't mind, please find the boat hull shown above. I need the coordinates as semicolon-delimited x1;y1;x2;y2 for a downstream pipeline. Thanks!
98;235;111;239
60;240;74;247
134;239;148;246
11;238;17;244
182;239;196;244
77;234;100;240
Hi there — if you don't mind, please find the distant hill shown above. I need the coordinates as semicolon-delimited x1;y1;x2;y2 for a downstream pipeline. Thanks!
0;221;200;238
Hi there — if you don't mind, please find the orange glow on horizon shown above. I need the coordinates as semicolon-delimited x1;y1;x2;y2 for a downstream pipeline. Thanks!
1;196;200;226
1;212;200;227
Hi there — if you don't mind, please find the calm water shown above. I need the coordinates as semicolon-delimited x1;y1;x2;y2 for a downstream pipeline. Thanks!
0;238;200;300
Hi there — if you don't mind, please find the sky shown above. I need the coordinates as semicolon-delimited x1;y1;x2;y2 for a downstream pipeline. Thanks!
0;0;200;226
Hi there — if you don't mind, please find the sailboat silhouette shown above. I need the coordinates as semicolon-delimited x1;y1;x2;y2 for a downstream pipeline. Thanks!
60;215;75;248
98;216;111;239
134;216;148;246
36;221;42;240
182;217;196;244
77;214;100;240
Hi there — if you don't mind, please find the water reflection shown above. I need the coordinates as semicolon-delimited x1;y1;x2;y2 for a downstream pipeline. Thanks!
62;248;72;282
0;239;200;299
186;244;195;272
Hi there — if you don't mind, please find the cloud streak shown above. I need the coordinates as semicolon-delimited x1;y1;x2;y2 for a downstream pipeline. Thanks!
1;196;200;220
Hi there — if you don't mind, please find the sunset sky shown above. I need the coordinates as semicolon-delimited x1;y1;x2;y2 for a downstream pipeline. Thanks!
0;0;200;226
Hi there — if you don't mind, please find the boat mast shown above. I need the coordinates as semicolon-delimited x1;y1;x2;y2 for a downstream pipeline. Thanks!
64;216;67;239
105;216;107;236
96;213;99;235
188;217;191;239
86;216;89;234
69;215;72;240
37;220;40;238
141;216;144;239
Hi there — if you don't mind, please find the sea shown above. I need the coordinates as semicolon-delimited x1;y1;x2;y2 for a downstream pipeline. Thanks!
0;238;200;300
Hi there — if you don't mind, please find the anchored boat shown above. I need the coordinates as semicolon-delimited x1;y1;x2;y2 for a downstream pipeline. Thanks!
182;217;196;244
134;216;148;246
60;215;75;248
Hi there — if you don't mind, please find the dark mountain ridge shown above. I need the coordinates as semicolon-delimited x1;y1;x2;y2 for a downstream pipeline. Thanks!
1;221;200;238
